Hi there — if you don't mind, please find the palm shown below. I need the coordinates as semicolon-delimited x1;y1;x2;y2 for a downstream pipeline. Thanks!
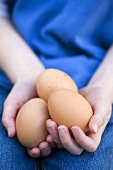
2;78;55;157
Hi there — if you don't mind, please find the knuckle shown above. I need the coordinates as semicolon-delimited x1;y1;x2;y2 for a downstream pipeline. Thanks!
62;140;69;147
78;138;84;144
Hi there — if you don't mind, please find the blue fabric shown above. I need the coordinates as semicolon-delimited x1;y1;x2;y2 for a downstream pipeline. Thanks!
0;0;113;169
0;87;113;170
4;0;113;90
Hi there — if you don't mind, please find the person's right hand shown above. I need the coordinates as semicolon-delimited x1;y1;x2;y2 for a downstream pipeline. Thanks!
2;77;56;157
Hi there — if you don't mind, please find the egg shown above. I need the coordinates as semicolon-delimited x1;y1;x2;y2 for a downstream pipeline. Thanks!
36;68;78;102
16;98;50;148
48;89;93;132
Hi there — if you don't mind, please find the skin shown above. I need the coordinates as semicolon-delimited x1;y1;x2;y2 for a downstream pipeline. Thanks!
0;17;56;157
46;46;113;154
0;17;113;157
47;86;112;154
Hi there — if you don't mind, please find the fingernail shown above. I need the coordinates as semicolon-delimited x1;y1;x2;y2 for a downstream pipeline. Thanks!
71;127;78;134
58;127;65;134
42;146;49;151
48;125;54;132
93;123;98;133
8;127;11;137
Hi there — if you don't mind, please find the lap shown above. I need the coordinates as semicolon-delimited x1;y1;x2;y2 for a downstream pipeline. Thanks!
0;87;38;170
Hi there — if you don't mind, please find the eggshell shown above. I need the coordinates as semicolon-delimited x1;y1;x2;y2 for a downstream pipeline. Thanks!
36;68;78;102
16;98;50;148
48;89;93;132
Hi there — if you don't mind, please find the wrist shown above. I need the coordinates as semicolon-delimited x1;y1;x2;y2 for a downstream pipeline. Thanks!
15;69;45;85
87;81;113;103
10;63;45;84
87;45;113;103
15;75;40;98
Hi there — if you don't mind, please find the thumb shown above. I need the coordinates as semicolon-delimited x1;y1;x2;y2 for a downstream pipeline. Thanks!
2;83;25;137
2;103;17;137
2;78;38;137
89;108;111;134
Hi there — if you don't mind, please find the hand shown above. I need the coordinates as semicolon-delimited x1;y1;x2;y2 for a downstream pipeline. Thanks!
46;86;112;155
2;77;56;157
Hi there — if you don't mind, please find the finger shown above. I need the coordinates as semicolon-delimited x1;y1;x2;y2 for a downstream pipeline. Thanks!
46;135;56;148
71;126;101;152
27;148;40;158
2;101;17;137
39;141;51;156
46;119;63;148
89;108;111;134
58;125;83;155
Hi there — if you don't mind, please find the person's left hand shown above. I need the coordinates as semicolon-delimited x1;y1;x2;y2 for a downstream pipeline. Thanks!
46;86;112;155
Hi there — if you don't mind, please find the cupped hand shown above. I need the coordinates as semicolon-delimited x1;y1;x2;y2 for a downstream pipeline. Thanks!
47;86;112;155
2;77;56;157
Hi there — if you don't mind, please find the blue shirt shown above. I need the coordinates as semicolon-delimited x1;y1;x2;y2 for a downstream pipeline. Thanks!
0;0;113;90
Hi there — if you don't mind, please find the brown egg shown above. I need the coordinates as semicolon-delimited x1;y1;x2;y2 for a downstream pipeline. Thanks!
16;98;50;148
36;68;78;102
48;89;93;132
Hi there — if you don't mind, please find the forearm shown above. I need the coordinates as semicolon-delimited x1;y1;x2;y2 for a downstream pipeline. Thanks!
0;17;45;83
88;44;113;102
